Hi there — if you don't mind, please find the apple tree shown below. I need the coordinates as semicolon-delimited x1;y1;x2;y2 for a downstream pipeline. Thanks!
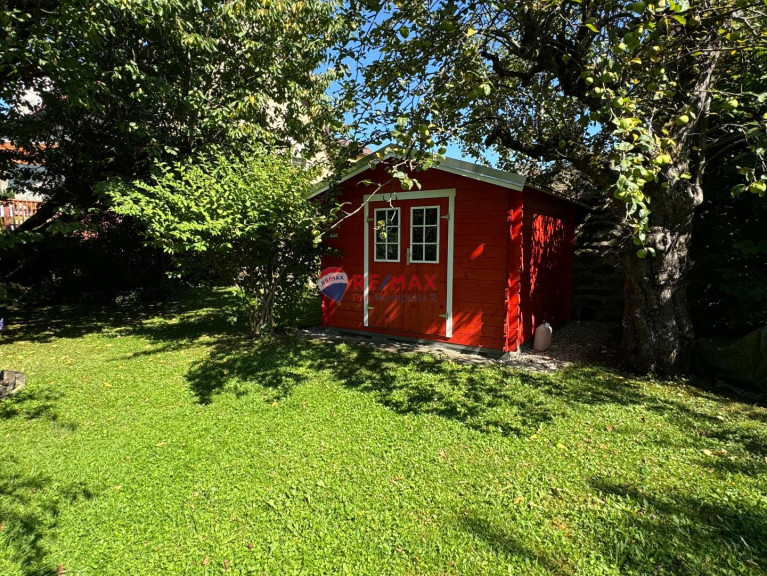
338;0;767;373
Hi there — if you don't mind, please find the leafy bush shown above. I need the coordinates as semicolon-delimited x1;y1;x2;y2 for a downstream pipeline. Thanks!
107;146;331;336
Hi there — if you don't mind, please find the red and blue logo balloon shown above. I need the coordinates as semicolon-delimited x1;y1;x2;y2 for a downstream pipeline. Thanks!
319;267;348;303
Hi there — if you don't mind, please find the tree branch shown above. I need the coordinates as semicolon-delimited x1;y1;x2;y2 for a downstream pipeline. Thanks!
485;125;614;188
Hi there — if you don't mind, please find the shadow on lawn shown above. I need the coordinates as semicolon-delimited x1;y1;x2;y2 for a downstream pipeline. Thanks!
178;325;765;441
184;337;315;404
461;515;574;575
185;332;766;573
141;308;766;440
305;343;564;436
175;335;567;434
460;479;767;576
12;289;766;444
585;478;767;575
0;387;77;431
0;287;241;345
0;457;95;576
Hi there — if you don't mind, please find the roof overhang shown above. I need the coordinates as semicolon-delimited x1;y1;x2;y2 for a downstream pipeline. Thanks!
308;151;527;198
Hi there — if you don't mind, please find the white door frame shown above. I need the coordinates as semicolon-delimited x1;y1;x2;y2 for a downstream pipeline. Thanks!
363;189;456;338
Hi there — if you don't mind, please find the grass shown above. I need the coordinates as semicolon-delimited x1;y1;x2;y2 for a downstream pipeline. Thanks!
0;288;765;575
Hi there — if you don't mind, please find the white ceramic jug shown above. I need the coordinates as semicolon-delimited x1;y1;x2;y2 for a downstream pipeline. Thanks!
533;322;552;352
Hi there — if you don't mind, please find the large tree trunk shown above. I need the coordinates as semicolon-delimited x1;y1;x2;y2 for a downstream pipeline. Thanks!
621;181;699;374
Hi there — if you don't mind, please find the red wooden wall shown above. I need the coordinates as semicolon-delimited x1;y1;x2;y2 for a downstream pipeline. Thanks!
504;190;524;352
518;187;576;344
321;164;511;350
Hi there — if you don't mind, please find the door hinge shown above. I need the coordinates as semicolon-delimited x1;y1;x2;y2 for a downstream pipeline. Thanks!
441;213;451;220
438;313;449;319
367;306;375;310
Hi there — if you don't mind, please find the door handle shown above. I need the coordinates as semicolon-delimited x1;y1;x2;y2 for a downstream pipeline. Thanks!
406;247;411;265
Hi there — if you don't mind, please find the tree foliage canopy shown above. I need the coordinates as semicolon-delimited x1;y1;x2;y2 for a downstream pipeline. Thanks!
340;0;766;225
0;0;345;233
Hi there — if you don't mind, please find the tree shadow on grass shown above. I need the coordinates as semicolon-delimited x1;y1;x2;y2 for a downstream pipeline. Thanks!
586;478;767;575
1;287;241;346
704;422;767;457
314;353;748;441
0;388;77;431
304;343;564;436
11;287;766;444
537;364;767;431
173;323;767;440
460;515;574;575
702;421;767;478
50;285;767;448
0;458;96;576
706;453;767;477
458;479;767;576
180;336;564;435
184;337;315;404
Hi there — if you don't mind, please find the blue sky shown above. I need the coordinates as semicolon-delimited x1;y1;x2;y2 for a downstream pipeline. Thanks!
323;28;499;167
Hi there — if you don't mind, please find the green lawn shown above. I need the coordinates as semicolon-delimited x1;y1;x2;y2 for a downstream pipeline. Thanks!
1;290;765;575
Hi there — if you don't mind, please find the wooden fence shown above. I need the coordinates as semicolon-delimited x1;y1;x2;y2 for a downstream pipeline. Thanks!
1;199;42;230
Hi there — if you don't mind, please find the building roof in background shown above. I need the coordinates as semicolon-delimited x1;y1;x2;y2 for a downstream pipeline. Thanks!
0;140;50;166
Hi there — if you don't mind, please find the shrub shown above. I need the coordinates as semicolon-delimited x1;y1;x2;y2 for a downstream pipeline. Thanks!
107;146;331;336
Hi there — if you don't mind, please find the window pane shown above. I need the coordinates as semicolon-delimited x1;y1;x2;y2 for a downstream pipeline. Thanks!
374;208;399;261
413;227;423;243
425;244;437;262
425;226;437;243
425;208;438;225
412;245;423;261
413;209;424;225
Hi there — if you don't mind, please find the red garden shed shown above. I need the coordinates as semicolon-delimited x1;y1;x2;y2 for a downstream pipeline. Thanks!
313;154;576;355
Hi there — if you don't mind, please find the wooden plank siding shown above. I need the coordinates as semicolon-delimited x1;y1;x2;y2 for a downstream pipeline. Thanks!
321;200;366;330
505;191;524;352
518;187;576;344
321;164;512;351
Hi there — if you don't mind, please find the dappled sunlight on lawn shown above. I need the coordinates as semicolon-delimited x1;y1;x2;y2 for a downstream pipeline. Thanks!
1;289;765;575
